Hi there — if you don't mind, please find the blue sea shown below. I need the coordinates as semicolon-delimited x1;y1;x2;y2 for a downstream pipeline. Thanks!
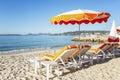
0;35;78;52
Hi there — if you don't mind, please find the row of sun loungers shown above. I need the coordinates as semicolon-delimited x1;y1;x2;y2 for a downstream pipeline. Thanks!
29;42;120;80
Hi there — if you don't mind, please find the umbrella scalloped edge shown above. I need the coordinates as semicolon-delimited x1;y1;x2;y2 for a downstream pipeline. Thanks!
54;17;109;25
51;12;110;25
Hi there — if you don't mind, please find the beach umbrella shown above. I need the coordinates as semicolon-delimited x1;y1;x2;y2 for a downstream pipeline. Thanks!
116;26;120;39
108;20;119;42
51;9;110;41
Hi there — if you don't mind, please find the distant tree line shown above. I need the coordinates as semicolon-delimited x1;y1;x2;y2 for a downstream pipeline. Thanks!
53;30;109;36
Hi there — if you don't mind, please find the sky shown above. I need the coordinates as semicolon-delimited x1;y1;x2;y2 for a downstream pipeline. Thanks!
0;0;120;34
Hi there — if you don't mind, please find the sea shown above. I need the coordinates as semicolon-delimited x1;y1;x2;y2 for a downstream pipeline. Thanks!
0;35;84;54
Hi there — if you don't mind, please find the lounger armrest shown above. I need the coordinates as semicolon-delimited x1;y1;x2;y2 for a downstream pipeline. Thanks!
87;49;96;54
90;49;96;50
43;56;54;61
37;55;44;58
45;53;54;57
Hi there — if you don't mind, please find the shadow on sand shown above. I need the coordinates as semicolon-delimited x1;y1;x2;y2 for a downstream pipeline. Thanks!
61;55;120;77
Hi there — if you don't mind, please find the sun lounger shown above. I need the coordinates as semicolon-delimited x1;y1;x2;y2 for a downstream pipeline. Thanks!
40;45;80;65
34;44;91;80
104;42;119;58
40;44;92;67
71;45;93;66
29;45;80;75
87;42;112;62
108;42;120;57
39;45;81;80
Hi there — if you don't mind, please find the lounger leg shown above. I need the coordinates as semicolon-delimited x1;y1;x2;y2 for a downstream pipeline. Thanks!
90;56;93;65
73;58;77;64
102;53;106;61
39;61;42;74
97;55;99;63
72;58;78;68
60;58;66;67
78;56;81;65
46;64;50;80
78;58;82;67
110;50;116;58
35;60;37;74
101;51;106;61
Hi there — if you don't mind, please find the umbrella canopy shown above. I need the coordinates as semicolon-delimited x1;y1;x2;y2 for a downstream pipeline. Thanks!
51;9;110;25
108;20;119;42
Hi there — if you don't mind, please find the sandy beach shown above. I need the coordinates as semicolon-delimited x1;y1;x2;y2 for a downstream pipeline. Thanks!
0;46;120;80
0;0;120;80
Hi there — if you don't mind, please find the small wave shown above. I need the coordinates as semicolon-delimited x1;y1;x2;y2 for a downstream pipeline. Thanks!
0;46;61;55
0;48;42;55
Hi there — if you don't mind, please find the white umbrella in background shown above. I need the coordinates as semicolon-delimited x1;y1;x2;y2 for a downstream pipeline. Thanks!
108;20;119;42
116;26;120;39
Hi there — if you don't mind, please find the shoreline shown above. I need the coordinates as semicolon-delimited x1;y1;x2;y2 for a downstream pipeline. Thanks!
0;43;101;55
0;43;102;55
0;46;62;53
0;47;62;55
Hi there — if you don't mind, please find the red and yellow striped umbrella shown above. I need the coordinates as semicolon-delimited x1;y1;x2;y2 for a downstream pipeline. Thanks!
51;9;110;25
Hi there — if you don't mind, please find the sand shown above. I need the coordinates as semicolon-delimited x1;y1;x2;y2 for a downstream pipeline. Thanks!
0;48;120;80
61;58;120;80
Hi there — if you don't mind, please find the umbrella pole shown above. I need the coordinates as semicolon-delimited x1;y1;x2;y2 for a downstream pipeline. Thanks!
78;24;81;49
78;24;81;66
79;24;80;41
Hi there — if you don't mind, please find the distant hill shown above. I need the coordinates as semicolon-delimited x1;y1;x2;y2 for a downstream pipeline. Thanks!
53;30;109;36
0;30;109;36
0;34;21;36
25;33;52;36
0;33;52;36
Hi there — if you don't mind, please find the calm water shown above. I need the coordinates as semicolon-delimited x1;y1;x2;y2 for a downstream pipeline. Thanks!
0;35;76;51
